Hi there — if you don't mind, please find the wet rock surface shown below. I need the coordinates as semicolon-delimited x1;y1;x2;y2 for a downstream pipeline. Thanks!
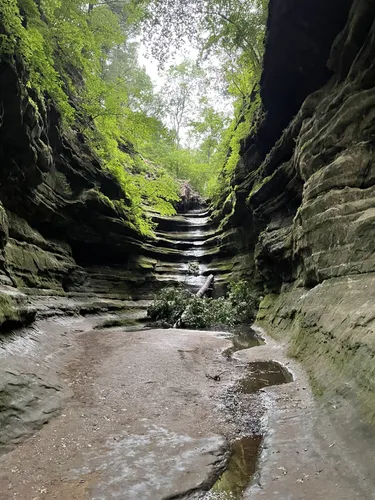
0;370;62;454
239;361;293;394
0;0;374;497
0;317;374;499
0;324;235;499
208;436;262;500
236;332;375;500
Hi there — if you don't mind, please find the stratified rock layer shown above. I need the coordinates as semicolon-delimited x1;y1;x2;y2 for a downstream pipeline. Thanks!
1;0;374;447
218;0;375;428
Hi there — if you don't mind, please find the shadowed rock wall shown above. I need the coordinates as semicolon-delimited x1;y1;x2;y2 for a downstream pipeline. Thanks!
0;57;147;295
0;56;233;306
220;0;375;428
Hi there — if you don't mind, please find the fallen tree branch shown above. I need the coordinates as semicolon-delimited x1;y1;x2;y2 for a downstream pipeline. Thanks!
205;371;226;382
196;274;214;298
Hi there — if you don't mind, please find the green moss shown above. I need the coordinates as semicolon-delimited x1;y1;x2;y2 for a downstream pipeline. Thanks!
218;189;237;231
8;248;57;275
0;293;35;330
258;294;278;310
261;295;375;426
94;190;116;211
5;239;74;291
247;171;276;203
7;212;44;246
0;294;18;322
0;203;9;246
256;294;278;321
135;255;157;270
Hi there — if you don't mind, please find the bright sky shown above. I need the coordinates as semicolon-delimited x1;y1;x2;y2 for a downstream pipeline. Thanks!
138;41;200;89
137;41;233;147
138;46;163;88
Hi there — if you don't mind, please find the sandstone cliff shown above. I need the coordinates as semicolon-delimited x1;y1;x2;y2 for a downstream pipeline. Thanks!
0;53;216;320
219;0;375;433
0;57;147;281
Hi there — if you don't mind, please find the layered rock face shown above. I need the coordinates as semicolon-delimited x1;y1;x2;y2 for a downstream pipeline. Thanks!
1;0;375;436
222;0;375;427
0;55;234;324
0;58;146;294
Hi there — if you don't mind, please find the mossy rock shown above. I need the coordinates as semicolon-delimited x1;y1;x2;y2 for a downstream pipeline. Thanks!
5;239;75;291
0;204;9;248
0;293;36;332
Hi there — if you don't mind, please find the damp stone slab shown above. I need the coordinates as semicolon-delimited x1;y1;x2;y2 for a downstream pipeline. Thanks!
69;426;227;500
0;326;233;500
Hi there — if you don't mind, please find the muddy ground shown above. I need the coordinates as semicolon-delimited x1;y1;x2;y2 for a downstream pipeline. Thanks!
0;318;374;500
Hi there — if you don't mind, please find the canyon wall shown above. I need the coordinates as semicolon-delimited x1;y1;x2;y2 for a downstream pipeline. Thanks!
0;53;231;326
220;0;375;431
0;57;148;291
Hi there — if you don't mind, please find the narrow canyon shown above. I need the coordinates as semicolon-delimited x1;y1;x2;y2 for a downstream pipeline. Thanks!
0;0;375;499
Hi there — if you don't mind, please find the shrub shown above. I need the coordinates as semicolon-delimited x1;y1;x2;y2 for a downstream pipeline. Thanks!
147;286;191;326
227;279;258;324
147;280;259;329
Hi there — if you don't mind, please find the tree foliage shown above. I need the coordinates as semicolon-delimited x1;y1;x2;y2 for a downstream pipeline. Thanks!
137;0;267;65
137;0;268;199
0;0;268;231
0;0;182;234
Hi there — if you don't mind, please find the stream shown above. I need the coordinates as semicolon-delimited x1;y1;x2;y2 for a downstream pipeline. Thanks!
203;328;293;500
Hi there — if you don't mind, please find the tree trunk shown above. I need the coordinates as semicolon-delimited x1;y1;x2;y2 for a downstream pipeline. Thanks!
196;274;214;298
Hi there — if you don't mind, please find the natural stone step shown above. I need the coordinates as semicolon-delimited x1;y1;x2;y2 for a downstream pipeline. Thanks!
178;209;211;218
154;229;218;242
152;214;216;232
151;236;220;252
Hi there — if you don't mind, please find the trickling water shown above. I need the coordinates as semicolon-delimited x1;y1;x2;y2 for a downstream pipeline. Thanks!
205;360;292;499
151;207;216;293
185;217;210;226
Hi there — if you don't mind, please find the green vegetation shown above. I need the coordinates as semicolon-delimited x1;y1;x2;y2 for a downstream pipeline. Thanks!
139;0;268;200
0;0;268;233
94;317;139;329
147;280;259;329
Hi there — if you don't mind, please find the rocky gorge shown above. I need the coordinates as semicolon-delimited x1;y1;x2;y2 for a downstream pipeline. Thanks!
1;0;375;498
